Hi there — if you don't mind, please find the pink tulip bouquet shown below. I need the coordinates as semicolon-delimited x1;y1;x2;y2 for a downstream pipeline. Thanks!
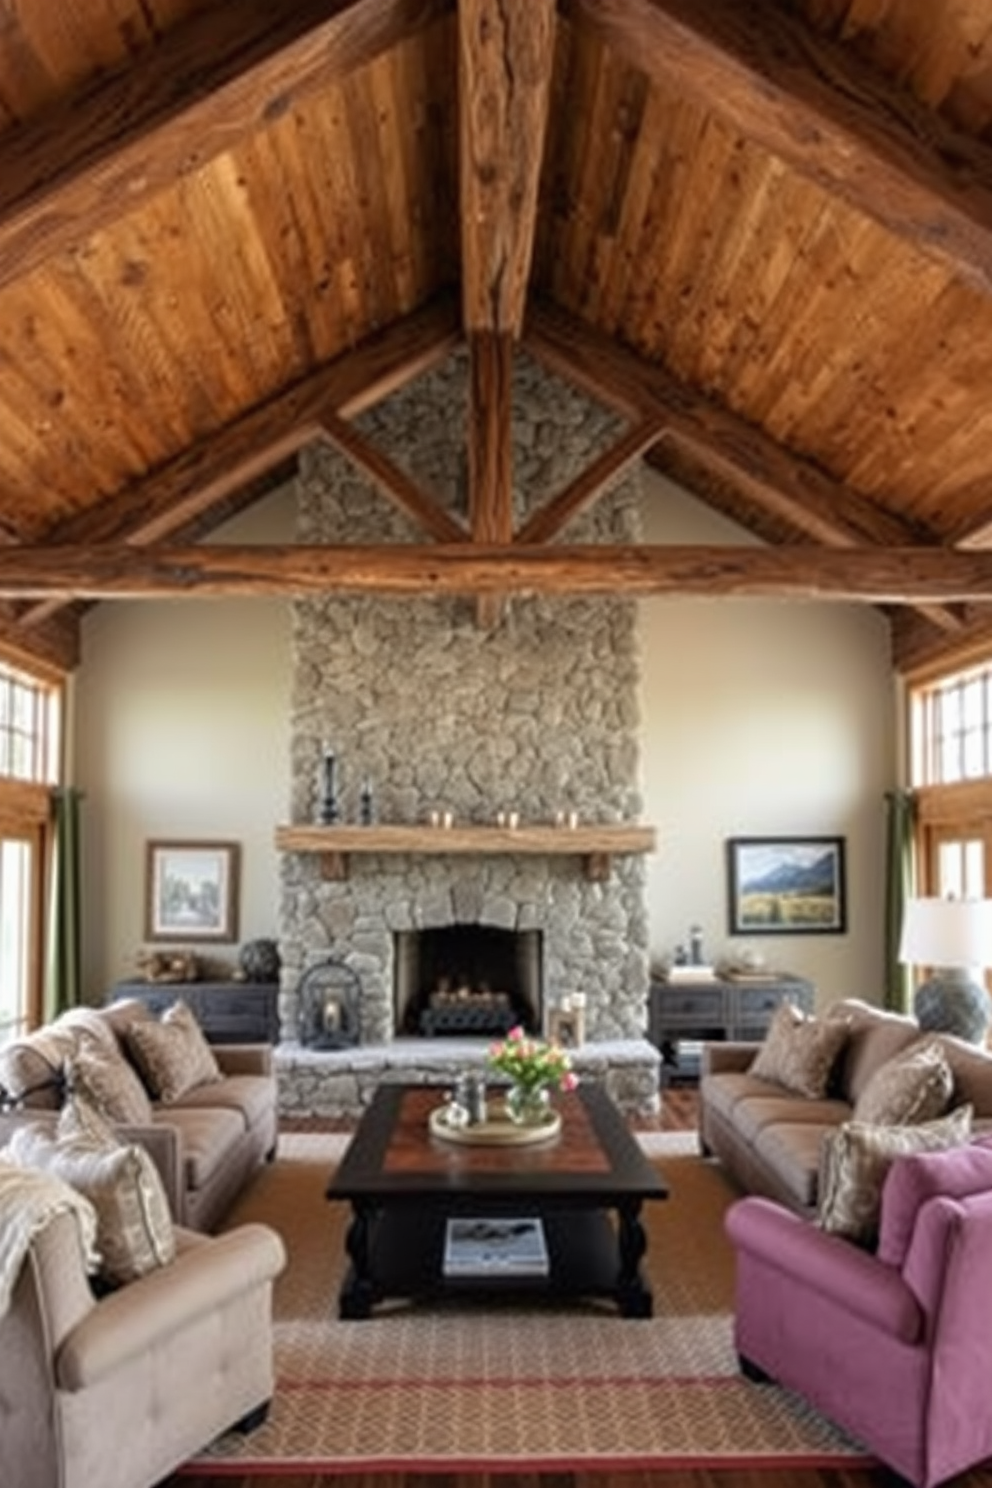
487;1025;579;1093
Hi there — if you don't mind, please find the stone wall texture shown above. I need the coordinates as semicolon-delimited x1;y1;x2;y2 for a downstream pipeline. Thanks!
279;349;650;1045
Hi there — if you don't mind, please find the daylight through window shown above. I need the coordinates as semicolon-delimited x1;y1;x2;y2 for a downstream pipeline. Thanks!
910;663;992;788
0;660;60;784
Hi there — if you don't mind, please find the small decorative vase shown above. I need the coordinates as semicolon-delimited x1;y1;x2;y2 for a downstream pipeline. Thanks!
505;1083;552;1126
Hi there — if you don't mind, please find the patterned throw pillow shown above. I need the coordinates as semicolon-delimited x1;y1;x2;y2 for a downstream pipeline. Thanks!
3;1097;176;1285
125;1001;221;1104
818;1104;973;1249
64;1040;154;1126
749;1002;851;1099
853;1039;954;1127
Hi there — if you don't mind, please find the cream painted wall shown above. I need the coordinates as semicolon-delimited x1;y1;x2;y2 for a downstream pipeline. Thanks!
638;466;895;1008
73;469;896;1009
74;491;293;994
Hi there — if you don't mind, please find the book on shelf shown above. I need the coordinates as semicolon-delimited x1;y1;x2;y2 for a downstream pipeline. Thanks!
443;1216;549;1277
665;965;717;983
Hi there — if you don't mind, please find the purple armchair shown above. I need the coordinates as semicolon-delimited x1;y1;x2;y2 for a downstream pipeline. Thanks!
725;1185;992;1487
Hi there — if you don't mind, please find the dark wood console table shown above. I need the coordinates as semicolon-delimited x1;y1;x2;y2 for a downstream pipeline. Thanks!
109;981;279;1043
650;974;815;1084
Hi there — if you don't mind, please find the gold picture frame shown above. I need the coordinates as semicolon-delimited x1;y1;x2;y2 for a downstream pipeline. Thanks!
144;840;240;943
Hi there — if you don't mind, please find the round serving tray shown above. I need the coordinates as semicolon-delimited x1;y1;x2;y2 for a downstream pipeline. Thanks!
429;1100;562;1146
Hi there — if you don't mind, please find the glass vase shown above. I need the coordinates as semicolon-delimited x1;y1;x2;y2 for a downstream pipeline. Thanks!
505;1082;552;1126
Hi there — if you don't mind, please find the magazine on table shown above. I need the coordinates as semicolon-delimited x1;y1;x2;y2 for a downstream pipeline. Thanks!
443;1216;550;1276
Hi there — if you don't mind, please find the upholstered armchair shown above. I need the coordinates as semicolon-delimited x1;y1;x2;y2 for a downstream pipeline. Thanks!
1;1210;286;1488
725;1181;992;1488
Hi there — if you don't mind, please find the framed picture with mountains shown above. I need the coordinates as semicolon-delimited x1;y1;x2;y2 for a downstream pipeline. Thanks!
726;836;846;935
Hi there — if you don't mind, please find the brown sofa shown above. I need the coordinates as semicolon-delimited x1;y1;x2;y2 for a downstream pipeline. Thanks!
0;999;278;1231
699;998;992;1215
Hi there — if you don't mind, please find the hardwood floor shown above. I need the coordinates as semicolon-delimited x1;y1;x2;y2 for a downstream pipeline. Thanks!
164;1085;992;1488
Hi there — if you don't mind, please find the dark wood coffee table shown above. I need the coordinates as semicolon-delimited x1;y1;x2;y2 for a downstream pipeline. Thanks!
326;1082;668;1320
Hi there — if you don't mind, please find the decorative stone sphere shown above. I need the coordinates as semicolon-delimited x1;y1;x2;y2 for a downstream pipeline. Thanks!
239;938;281;984
914;974;991;1045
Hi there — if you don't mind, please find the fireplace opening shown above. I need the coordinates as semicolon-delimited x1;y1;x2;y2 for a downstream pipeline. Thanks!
394;926;543;1038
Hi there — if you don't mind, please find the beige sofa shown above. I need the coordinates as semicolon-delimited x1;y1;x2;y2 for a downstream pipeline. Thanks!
699;998;992;1215
0;999;278;1231
1;1207;285;1488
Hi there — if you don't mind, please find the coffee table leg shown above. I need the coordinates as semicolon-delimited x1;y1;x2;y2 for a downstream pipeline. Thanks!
616;1199;652;1317
339;1202;376;1320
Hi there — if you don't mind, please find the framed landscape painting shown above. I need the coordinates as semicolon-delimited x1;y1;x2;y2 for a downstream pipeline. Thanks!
145;840;240;943
727;836;846;935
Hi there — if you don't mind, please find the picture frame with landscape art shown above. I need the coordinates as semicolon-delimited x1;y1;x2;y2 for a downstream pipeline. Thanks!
145;840;240;943
726;836;846;935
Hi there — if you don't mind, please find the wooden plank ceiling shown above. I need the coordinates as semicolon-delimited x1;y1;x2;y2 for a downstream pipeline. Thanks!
4;0;992;674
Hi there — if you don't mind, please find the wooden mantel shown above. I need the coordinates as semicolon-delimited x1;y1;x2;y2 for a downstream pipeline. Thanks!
275;822;657;882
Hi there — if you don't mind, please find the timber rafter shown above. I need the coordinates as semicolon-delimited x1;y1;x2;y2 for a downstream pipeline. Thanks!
5;0;992;680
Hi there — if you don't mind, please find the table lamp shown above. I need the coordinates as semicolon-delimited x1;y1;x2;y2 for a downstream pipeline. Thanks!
899;896;992;1044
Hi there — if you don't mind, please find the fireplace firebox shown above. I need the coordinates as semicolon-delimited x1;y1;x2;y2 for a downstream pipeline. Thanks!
394;926;542;1038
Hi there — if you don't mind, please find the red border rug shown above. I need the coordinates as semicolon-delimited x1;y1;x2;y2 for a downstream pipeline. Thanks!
179;1132;874;1475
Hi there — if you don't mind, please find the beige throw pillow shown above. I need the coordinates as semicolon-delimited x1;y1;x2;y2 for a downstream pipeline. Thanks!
64;1040;154;1126
126;1001;221;1104
818;1104;973;1249
853;1039;954;1127
3;1098;175;1285
749;1002;850;1099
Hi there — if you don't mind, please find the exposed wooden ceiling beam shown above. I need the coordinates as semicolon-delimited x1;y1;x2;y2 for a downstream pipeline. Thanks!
518;415;666;544
319;411;466;542
467;331;515;627
525;302;923;547
5;543;992;601
891;606;992;677
17;295;460;628
945;501;992;551
0;0;451;293
645;443;965;637
524;298;963;632
0;607;79;672
567;0;992;298
459;0;556;336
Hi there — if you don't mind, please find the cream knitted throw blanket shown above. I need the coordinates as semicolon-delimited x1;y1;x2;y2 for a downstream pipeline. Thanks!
0;1160;99;1316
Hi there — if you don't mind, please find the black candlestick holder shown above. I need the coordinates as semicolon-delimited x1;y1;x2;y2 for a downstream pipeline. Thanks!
318;750;340;825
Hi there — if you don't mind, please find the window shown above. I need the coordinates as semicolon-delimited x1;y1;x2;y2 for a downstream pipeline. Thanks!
0;831;41;1040
0;659;62;1038
0;660;60;784
909;660;992;901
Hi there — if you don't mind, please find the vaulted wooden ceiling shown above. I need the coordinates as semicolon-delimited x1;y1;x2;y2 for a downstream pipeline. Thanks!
5;0;992;678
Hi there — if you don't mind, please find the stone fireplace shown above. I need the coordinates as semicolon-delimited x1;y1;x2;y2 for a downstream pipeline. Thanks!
274;349;659;1114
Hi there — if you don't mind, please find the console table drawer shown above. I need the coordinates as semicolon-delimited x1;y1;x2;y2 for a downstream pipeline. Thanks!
736;984;810;1019
655;987;725;1023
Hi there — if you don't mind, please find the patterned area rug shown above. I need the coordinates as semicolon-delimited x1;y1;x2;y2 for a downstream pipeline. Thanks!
183;1129;872;1474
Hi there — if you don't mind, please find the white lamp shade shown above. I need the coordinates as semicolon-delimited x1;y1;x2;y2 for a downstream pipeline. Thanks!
899;897;992;970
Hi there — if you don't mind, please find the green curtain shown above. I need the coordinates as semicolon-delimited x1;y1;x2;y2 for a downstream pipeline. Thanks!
45;786;83;1020
884;788;916;1013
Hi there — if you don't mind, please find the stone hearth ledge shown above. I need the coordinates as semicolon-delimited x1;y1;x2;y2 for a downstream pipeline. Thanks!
275;1038;661;1120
